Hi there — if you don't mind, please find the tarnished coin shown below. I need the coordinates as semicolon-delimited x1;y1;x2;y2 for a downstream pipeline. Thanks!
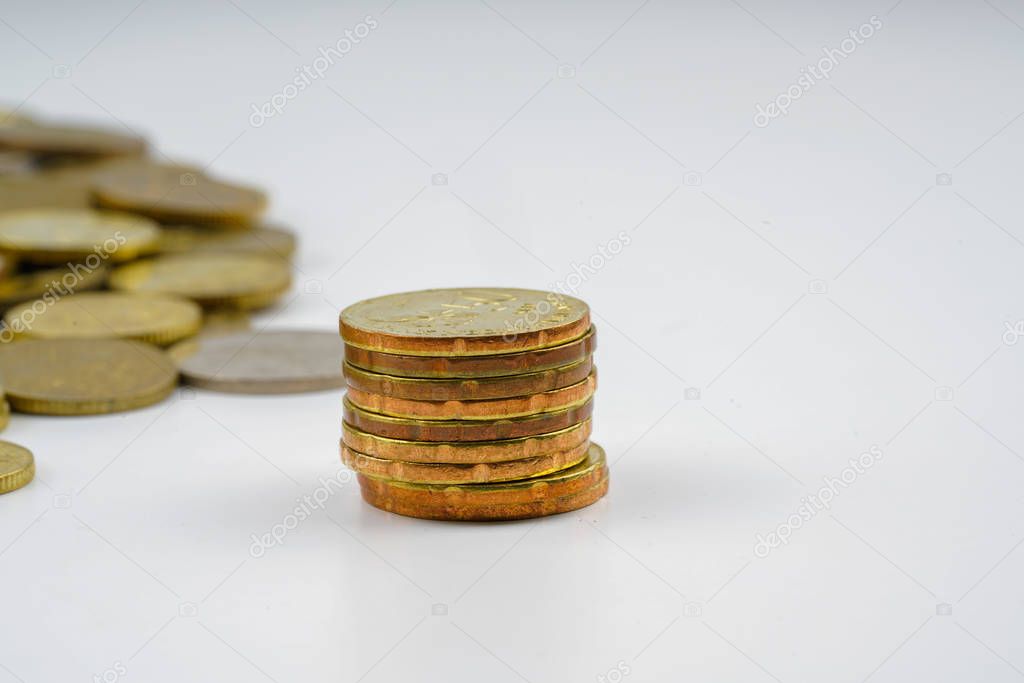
0;263;108;312
344;356;592;401
357;442;609;520
0;441;34;494
345;327;597;378
339;288;590;356
342;397;594;442
170;330;344;394
0;338;177;414
0;122;146;158
346;370;596;420
93;165;266;226
342;418;592;464
109;253;291;310
3;292;201;345
158;224;296;259
341;439;589;484
0;208;160;264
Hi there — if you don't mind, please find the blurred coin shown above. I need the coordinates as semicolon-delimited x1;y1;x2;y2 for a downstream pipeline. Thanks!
0;174;94;210
341;438;589;484
342;418;591;464
356;442;609;521
339;288;590;356
0;338;177;414
342;396;594;442
0;122;145;158
0;151;34;175
0;441;34;494
170;329;344;394
0;263;108;311
346;370;596;420
0;208;160;264
344;327;597;378
93;165;266;226
158;224;296;259
343;356;592;401
0;397;9;431
109;253;291;310
3;291;201;345
0;108;33;127
200;309;252;336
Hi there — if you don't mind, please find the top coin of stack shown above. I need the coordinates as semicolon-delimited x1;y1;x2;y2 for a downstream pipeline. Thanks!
338;288;607;521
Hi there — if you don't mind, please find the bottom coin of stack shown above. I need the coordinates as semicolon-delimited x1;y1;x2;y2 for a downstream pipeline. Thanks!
338;287;608;521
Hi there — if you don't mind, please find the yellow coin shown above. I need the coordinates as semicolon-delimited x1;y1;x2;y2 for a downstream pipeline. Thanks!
0;173;95;211
0;263;109;312
0;397;9;431
0;208;160;264
93;165;266;227
0;441;34;494
0;338;178;415
0;122;146;157
109;253;291;310
3;292;201;345
340;287;590;356
158;224;296;259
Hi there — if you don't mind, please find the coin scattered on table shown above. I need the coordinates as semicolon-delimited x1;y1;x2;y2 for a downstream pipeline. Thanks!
158;224;296;259
0;122;146;158
339;287;590;356
3;291;201;345
0;263;109;311
339;287;606;521
0;338;178;414
0;208;160;264
109;253;291;310
171;330;344;394
0;441;34;495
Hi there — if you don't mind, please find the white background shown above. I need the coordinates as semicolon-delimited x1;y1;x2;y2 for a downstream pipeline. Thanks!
1;1;1023;681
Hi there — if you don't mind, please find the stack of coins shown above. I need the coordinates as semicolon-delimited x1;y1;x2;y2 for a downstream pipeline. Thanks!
339;288;608;521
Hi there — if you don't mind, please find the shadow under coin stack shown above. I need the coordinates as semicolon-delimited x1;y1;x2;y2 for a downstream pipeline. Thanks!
338;288;607;521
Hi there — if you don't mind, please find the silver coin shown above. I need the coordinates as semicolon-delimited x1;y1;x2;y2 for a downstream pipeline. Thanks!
171;330;345;394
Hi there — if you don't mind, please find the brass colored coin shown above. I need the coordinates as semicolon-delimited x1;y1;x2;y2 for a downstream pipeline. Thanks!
357;442;608;520
93;165;266;226
0;253;14;280
0;398;9;431
0;109;33;127
339;288;590;356
158;224;296;259
200;309;252;336
0;263;108;312
170;330;344;394
0;208;160;264
345;327;597;379
346;370;596;420
3;292;201;345
343;356;593;401
0;123;145;157
0;151;34;175
342;396;594;442
341;439;589;485
0;338;177;414
362;472;609;521
109;253;291;310
0;441;34;494
342;418;592;464
0;173;95;210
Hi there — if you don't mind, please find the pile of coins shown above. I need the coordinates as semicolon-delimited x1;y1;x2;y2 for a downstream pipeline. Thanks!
0;108;341;496
339;288;608;521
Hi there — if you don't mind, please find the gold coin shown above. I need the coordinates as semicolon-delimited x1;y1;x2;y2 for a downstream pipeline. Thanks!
200;309;252;336
93;165;266;226
3;292;201;345
0;108;33;127
0;398;9;431
158;224;296;259
0;338;178;414
0;208;160;264
356;442;609;520
341;439;589;484
0;122;146;158
342;396;594;442
109;253;291;310
346;369;596;420
343;355;593;401
0;151;34;175
344;327;597;379
339;288;590;356
0;263;109;311
342;418;592;464
0;441;34;494
0;173;95;211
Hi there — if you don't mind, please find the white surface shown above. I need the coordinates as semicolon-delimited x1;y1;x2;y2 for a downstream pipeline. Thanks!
2;1;1023;681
